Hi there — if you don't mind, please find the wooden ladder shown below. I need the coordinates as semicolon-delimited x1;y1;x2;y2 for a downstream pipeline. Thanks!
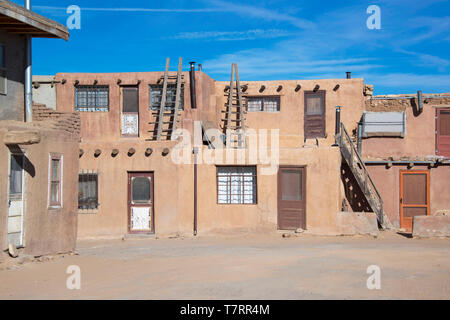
221;63;247;148
150;57;184;140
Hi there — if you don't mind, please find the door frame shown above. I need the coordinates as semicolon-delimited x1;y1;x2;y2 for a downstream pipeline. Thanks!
399;170;430;230
304;90;326;139
7;151;26;247
120;85;140;138
277;165;307;230
127;171;155;234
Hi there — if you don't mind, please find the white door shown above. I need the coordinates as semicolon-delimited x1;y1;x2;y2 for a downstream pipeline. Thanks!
7;154;25;247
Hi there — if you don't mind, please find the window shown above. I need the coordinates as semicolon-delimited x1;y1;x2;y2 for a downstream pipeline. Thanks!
247;96;280;112
48;155;62;207
9;154;23;197
0;43;6;95
304;91;326;139
75;85;109;111
78;173;98;210
436;108;450;156
217;166;257;204
149;84;184;110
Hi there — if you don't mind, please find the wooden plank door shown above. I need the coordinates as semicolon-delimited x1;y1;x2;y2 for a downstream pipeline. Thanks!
436;108;450;156
8;154;25;247
304;91;326;139
400;170;430;232
121;86;139;137
128;172;154;234
277;166;306;230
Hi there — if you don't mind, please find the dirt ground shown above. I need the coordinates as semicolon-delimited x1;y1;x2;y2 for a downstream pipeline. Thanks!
0;231;449;299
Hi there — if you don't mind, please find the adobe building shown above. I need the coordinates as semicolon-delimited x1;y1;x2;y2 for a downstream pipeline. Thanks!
360;91;450;232
48;58;395;240
0;1;79;256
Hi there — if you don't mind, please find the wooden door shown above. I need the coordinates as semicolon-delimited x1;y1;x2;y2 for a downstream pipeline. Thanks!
436;108;450;156
400;170;430;232
8;154;25;247
304;91;326;139
121;86;139;137
128;172;154;234
277;166;306;230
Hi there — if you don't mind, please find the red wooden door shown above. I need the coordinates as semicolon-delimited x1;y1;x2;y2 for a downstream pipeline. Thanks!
277;166;306;230
400;170;429;232
128;172;154;234
436;108;450;156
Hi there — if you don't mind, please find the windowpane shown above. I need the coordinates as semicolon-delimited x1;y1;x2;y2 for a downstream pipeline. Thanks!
10;155;23;195
150;84;184;110
263;97;280;112
132;177;151;203
50;182;59;203
247;98;262;112
217;166;256;204
281;169;302;201
75;86;109;111
305;95;323;115
0;43;5;69
78;174;98;210
51;159;60;181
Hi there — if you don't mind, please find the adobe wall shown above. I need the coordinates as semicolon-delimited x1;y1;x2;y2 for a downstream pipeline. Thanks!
0;121;79;256
214;79;365;148
363;94;450;158
366;165;450;228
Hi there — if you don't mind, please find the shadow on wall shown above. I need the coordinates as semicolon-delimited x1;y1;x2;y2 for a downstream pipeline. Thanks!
7;144;35;177
340;162;372;213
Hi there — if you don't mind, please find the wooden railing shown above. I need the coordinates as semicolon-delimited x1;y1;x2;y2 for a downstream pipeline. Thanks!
337;123;384;225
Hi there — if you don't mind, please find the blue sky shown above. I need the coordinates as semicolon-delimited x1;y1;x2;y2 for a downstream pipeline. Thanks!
14;0;450;94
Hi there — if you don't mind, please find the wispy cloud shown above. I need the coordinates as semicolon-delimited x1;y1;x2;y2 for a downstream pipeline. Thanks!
34;5;222;13
171;29;292;41
204;0;316;30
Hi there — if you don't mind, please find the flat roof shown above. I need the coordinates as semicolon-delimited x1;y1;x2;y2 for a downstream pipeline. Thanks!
0;0;69;40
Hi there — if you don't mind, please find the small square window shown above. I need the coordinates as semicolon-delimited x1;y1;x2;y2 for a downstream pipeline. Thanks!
217;166;257;204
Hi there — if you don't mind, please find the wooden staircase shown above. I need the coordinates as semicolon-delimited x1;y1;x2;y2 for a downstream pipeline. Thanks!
221;63;247;148
149;57;184;140
336;123;391;228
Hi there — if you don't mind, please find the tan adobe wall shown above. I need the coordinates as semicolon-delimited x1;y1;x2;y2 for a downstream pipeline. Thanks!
0;121;79;256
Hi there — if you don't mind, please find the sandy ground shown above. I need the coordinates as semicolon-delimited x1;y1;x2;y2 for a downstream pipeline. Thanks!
0;231;449;299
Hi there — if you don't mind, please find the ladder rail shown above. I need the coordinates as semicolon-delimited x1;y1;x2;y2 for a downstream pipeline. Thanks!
171;57;183;139
156;58;170;140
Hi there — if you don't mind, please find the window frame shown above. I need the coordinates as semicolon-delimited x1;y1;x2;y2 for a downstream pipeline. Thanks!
75;85;110;112
304;90;326;139
48;154;63;208
216;166;258;205
246;96;281;112
78;172;99;211
149;84;184;111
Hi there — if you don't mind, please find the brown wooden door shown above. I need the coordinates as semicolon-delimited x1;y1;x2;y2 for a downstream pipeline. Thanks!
436;108;450;156
400;170;430;232
304;91;326;139
277;166;306;230
128;172;154;234
121;86;139;137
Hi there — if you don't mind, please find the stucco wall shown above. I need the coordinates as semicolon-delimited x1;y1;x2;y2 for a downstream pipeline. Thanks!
0;121;78;256
0;30;25;121
366;165;450;227
32;75;57;110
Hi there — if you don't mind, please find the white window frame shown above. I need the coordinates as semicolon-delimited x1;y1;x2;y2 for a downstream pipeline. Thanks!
48;153;63;208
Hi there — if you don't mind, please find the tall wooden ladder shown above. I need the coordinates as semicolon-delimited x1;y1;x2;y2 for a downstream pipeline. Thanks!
150;57;184;140
221;63;247;148
336;123;392;229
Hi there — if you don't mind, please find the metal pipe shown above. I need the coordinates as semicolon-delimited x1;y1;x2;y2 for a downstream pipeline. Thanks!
189;61;197;109
193;147;198;236
357;122;363;154
25;0;32;122
417;90;423;112
198;64;202;72
335;106;341;135
346;72;351;79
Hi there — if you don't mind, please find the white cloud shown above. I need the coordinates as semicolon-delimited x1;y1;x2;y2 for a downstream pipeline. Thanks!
171;29;292;41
